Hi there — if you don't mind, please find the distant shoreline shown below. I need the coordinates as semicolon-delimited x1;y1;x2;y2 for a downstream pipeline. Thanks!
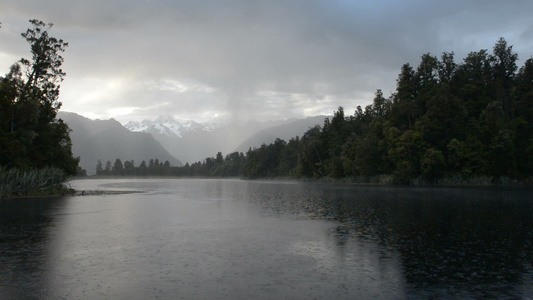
3;177;530;201
72;175;533;188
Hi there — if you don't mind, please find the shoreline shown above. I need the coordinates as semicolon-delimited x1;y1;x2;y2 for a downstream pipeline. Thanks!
3;178;531;201
73;175;533;189
1;189;144;200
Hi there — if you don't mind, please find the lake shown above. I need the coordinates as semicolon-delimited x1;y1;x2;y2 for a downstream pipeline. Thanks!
1;178;532;299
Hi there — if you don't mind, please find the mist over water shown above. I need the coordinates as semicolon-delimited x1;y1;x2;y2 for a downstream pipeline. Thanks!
1;179;532;299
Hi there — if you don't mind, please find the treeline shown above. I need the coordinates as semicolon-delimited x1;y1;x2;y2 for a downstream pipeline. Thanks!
95;152;246;177
242;38;532;184
97;38;532;184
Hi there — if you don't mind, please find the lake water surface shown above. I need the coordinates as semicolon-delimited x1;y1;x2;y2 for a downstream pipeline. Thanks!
1;178;532;299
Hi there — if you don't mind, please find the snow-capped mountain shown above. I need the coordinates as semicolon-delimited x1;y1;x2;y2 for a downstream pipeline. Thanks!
122;115;325;164
125;115;215;138
58;112;182;174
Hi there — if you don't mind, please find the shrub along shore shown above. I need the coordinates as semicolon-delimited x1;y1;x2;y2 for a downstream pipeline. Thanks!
0;167;73;200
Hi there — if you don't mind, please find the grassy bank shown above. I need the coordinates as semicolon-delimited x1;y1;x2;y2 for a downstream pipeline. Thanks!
0;167;73;200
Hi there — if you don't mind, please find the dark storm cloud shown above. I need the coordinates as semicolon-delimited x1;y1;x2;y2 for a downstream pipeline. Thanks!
1;0;532;122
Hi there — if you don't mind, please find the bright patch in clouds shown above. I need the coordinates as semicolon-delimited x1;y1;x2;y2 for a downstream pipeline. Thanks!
2;0;532;124
107;106;139;117
144;79;216;94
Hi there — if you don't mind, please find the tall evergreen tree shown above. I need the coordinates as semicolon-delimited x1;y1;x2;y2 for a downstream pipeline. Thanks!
0;19;78;174
96;159;104;175
113;159;124;175
392;63;418;129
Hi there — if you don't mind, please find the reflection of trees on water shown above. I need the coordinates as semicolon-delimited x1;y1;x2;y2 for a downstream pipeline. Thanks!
392;193;533;298
247;183;533;298
0;197;67;298
319;186;533;299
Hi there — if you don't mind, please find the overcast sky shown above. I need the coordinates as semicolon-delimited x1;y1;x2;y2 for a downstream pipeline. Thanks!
1;0;532;124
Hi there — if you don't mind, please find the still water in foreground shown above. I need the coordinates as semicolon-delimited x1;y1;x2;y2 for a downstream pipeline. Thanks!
0;178;532;299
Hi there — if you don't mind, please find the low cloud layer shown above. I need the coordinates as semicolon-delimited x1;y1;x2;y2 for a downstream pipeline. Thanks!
1;0;532;123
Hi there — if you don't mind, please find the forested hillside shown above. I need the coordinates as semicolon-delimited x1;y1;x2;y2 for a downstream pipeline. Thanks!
98;38;532;184
242;38;532;183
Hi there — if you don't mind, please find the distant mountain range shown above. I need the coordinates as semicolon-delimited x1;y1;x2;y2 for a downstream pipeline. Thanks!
124;116;216;138
235;116;326;152
124;115;326;163
58;112;182;174
124;115;224;163
59;112;327;173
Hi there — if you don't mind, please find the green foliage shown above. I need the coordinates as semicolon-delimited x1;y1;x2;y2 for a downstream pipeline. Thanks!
113;159;124;175
420;148;445;182
296;125;323;178
243;139;286;178
0;19;79;175
238;37;531;184
0;166;71;199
